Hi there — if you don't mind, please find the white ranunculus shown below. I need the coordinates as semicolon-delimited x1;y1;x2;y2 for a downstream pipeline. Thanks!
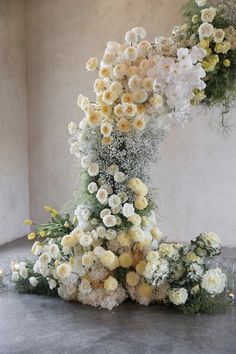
82;251;95;268
29;276;38;287
198;22;214;40
122;203;135;218
96;188;108;204
11;271;19;282
108;194;122;208
79;233;93;247
68;121;78;135
201;7;216;23
169;288;188;305
201;268;226;295
88;182;98;194
103;214;117;227
113;64;127;79
49;244;60;259
110;81;123;96
88;162;99;177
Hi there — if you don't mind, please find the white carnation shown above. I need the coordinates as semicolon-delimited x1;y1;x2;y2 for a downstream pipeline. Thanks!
169;288;188;305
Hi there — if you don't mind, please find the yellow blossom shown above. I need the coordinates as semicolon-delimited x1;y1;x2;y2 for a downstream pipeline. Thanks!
100;103;112;117
104;276;118;291
121;93;133;104
136;282;153;299
28;232;36;240
223;59;231;67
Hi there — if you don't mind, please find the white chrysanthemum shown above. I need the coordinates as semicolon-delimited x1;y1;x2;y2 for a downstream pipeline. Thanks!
79;279;92;295
123;103;137;117
203;232;220;249
104;276;118;291
122;203;135;218
93;78;106;93
114;104;124;117
109;194;122;208
125;30;138;44
86;57;98;71
49;244;60;259
102;89;117;105
114;171;126;183
96;188;108;204
137;40;151;56
142;78;153;92
68;121;78;135
133;89;148;103
88;182;98;194
195;0;207;6
201;7;216;23
29;277;38;287
56;263;72;279
113;64;127;79
201;268;226;295
107;41;121;54
125;46;138;61
88;162;99;177
128;74;142;91
101;122;112;137
103;214;117;227
132;27;147;39
39;253;51;264
169;288;188;305
102;52;117;66
79;233;93;247
110;81;123;96
198;22;214;40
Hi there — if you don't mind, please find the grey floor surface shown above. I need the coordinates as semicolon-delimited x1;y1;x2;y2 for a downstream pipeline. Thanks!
0;238;235;354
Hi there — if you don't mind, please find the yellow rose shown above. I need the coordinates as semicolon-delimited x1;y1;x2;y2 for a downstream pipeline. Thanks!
104;276;118;291
134;196;148;210
126;271;140;287
86;57;98;71
150;227;162;241
119;252;133;268
215;41;231;54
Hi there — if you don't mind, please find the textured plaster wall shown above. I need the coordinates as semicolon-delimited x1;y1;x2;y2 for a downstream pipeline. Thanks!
0;0;29;245
7;0;236;246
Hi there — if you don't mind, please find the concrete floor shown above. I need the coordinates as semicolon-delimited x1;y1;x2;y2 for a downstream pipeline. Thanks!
0;239;235;354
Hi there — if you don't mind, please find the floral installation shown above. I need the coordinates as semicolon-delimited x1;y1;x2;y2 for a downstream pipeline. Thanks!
11;0;236;313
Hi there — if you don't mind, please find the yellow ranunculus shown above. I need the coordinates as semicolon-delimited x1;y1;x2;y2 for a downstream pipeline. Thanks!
134;196;148;210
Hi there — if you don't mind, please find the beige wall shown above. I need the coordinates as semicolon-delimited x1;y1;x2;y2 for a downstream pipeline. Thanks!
0;0;29;245
1;0;236;246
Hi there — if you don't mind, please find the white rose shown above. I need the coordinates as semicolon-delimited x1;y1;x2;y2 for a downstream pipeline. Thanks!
79;233;93;247
103;214;117;227
109;194;122;208
29;276;38;287
114;171;126;183
169;288;188;305
68;121;78;135
49;244;60;259
79;279;92;295
11;271;19;282
96;188;108;204
88;182;98;194
122;203;135;218
88;162;99;177
201;7;216;23
198;22;214;40
124;46;137;61
201;268;226;295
